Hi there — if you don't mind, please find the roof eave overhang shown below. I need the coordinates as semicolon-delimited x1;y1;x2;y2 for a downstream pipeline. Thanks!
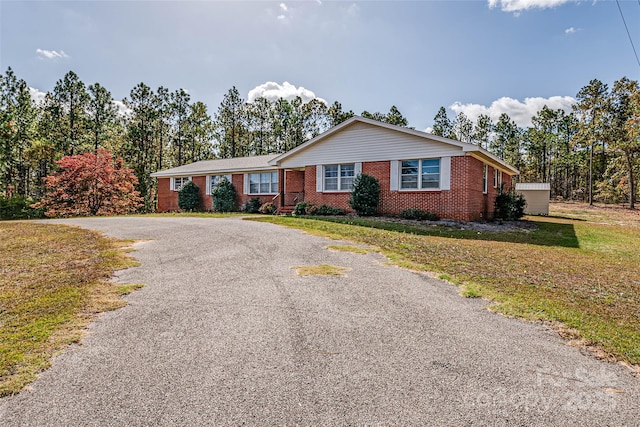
463;147;519;175
150;165;278;178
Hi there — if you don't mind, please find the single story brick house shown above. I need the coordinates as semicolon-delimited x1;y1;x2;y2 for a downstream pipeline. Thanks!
151;116;518;221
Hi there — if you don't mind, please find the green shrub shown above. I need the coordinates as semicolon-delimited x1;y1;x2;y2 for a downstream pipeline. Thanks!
494;189;527;221
177;181;201;211
242;197;262;214
212;177;237;212
259;202;277;215
349;173;380;216
315;205;346;216
400;208;440;221
1;195;45;220
293;201;310;216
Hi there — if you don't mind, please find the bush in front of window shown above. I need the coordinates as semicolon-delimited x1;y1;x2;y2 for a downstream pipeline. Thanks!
400;208;440;221
259;202;277;214
178;181;201;212
212;177;237;212
293;201;310;216
242;197;262;214
494;189;527;221
349;173;380;216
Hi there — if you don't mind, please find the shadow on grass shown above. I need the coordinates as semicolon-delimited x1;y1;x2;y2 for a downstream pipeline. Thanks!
544;215;587;222
300;216;581;249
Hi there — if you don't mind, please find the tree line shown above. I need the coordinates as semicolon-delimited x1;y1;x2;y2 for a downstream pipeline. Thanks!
1;67;638;211
431;77;639;208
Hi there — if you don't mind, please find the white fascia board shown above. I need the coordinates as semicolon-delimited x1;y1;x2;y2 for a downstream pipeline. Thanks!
151;165;278;178
463;147;520;175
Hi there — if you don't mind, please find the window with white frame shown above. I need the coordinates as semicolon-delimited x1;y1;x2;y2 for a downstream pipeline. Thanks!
493;169;502;189
172;176;191;191
483;164;488;194
324;164;355;191
249;172;278;194
208;174;232;195
400;159;440;190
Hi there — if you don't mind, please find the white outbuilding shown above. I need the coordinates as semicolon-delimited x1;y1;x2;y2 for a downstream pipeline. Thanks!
515;183;550;215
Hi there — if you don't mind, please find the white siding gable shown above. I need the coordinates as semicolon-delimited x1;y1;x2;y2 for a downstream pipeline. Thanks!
278;122;464;168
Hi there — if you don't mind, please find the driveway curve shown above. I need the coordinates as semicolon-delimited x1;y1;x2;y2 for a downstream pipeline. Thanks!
1;216;639;426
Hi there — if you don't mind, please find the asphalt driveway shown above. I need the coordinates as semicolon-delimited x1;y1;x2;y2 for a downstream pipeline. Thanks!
1;216;639;426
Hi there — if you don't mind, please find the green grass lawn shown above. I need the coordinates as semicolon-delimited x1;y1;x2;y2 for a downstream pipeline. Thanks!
2;206;637;396
249;203;640;367
0;222;139;397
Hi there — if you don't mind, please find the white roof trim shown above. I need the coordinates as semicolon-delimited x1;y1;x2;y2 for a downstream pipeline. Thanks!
516;183;550;191
150;154;279;178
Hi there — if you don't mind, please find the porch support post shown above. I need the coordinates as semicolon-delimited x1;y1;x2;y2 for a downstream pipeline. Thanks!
279;168;285;208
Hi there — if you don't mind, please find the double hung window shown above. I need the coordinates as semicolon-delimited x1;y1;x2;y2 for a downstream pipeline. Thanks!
400;159;440;190
324;164;355;191
172;177;191;191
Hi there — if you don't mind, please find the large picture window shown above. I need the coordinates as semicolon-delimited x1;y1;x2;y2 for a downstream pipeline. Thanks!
324;164;355;191
249;172;278;194
400;159;440;190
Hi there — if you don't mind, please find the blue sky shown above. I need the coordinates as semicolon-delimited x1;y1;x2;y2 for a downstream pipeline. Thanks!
1;0;639;130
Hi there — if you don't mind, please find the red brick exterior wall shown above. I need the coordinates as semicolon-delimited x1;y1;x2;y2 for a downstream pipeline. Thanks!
302;157;510;221
157;178;177;212
156;159;514;220
303;165;354;211
156;174;275;212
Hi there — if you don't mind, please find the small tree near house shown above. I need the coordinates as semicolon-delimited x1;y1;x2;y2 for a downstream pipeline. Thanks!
32;149;142;217
349;173;380;216
211;177;237;212
178;181;201;211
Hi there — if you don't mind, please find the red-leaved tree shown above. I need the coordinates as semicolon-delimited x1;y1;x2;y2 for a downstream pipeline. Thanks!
33;149;143;217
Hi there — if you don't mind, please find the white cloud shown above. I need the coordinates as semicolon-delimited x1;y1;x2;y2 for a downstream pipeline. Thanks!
28;87;47;105
488;0;577;13
450;96;576;128
113;100;132;117
565;26;577;35
36;48;69;60
247;81;326;104
276;2;290;21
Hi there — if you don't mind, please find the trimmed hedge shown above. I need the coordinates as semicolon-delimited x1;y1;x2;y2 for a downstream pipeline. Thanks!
212;177;237;212
349;174;380;216
293;202;345;216
259;202;277;214
178;181;201;211
242;197;262;214
400;208;440;221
